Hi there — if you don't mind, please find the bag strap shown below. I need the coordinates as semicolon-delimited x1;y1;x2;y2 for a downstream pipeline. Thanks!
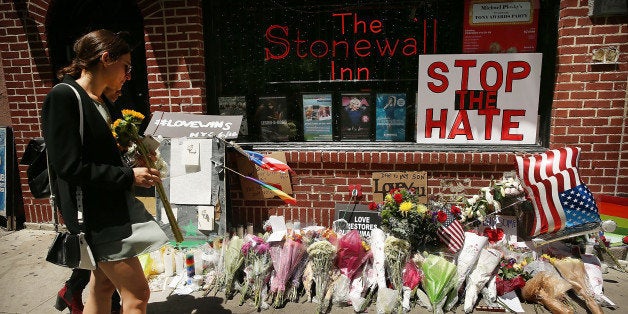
48;82;85;233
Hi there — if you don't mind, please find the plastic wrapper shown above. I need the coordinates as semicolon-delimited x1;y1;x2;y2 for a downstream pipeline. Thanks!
336;230;371;280
553;257;604;314
269;237;307;307
421;254;457;314
463;248;500;313
581;253;616;308
223;236;244;299
376;286;400;314
481;274;497;304
495;275;525;296
521;271;573;314
369;228;387;289
445;232;488;310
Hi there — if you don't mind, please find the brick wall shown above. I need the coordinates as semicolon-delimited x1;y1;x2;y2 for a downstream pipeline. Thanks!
551;1;627;196
1;1;626;228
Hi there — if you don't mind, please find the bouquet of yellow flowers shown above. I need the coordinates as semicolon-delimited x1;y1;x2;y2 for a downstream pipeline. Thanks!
376;188;441;252
111;109;183;243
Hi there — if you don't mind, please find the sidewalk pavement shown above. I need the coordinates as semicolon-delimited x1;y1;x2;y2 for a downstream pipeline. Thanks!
1;227;627;314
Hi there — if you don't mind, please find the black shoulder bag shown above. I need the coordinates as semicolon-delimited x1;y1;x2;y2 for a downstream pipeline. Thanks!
45;83;96;270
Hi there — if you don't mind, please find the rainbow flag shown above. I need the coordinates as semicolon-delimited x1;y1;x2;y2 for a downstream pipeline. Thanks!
598;195;628;235
244;175;296;205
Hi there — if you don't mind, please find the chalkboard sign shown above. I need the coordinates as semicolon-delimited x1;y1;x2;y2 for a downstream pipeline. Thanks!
334;203;381;238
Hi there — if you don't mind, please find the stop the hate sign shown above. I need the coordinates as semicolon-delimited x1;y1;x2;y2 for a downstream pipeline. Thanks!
417;53;542;144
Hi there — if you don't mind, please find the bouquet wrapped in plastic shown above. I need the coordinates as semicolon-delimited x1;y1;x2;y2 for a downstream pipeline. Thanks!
384;235;411;291
239;235;272;310
223;235;244;299
444;232;488;310
553;257;604;314
369;228;388;290
334;230;372;304
306;239;336;313
401;260;422;311
521;271;573;314
421;254;457;314
269;236;307;308
463;248;501;313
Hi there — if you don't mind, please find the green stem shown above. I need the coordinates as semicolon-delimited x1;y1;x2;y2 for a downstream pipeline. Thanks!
136;139;184;243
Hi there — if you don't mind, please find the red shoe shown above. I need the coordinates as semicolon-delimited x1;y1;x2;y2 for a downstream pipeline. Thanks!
54;284;84;314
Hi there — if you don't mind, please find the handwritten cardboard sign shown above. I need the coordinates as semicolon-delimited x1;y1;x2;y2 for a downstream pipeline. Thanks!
144;111;242;139
371;171;427;203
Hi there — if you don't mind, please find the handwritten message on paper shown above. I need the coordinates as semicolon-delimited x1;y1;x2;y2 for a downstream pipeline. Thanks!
371;171;427;203
144;111;242;139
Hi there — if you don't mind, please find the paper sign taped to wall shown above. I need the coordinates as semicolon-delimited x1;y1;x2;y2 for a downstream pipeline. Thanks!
169;138;213;205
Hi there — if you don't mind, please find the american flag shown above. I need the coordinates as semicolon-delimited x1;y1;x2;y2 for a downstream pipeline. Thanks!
516;146;580;186
522;164;601;236
437;208;465;253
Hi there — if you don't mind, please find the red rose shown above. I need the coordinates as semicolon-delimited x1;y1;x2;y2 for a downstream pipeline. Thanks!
450;205;462;215
437;210;447;223
623;236;628;245
368;202;378;211
484;227;504;243
394;193;403;204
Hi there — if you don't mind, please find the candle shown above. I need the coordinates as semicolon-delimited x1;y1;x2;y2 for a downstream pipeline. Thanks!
185;252;195;278
163;249;174;277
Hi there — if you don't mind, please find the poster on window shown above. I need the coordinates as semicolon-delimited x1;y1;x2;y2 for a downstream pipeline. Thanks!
416;53;542;144
302;93;333;141
218;96;248;137
375;93;406;141
256;96;290;141
462;0;539;53
340;93;373;141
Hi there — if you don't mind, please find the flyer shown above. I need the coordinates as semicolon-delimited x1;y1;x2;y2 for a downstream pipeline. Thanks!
256;96;290;141
375;93;406;141
302;93;333;141
340;93;372;141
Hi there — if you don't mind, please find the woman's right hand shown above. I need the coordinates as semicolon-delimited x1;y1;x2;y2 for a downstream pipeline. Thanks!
133;167;162;188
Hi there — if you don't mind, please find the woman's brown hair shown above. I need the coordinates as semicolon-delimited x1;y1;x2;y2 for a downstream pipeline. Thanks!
57;29;131;80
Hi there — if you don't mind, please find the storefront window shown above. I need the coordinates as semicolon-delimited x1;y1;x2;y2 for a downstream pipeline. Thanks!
203;0;558;147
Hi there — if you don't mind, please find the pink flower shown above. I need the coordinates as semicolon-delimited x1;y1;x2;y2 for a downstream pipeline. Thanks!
402;261;422;290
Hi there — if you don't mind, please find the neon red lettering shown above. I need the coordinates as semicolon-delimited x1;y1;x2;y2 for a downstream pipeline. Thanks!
264;25;289;60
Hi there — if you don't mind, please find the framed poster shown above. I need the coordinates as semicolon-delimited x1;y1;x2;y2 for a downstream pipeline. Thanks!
462;0;539;53
375;93;407;141
416;53;542;144
218;96;248;137
340;93;373;141
302;93;333;141
256;96;290;141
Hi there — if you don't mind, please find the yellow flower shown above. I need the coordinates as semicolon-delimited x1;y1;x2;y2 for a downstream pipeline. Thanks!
112;118;122;130
362;241;370;251
385;194;393;203
121;109;145;120
399;201;413;214
416;204;428;215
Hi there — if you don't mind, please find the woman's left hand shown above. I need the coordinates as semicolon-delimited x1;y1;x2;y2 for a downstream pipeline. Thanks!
133;167;161;188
